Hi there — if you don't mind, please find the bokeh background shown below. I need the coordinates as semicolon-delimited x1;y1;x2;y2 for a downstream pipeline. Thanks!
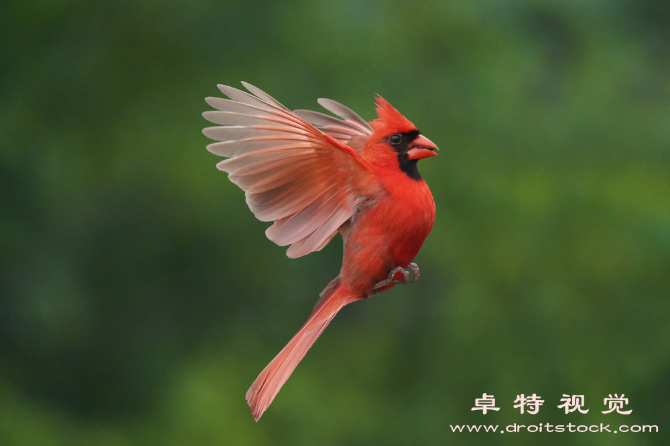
2;0;669;445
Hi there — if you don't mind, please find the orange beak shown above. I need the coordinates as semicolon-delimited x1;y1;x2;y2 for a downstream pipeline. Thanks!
407;135;439;160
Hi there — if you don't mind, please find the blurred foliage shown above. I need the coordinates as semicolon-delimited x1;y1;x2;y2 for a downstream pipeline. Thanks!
1;0;669;445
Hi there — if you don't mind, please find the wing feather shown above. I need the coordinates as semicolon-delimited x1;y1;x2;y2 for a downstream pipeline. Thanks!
218;149;321;176
286;206;352;258
206;140;315;158
265;186;340;245
203;82;376;258
227;157;319;191
203;111;296;128
241;81;292;111
233;181;330;221
317;98;374;133
203;125;318;143
293;98;373;152
292;110;362;136
247;177;331;222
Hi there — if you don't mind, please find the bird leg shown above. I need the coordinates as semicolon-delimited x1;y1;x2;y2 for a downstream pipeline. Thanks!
409;262;420;283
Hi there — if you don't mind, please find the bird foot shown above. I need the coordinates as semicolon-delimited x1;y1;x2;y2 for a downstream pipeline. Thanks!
370;263;421;296
376;266;410;288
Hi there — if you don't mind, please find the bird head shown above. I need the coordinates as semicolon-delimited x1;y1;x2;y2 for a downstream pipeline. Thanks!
366;96;438;180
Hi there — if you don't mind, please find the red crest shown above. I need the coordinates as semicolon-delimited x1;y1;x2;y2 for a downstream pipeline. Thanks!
370;95;417;135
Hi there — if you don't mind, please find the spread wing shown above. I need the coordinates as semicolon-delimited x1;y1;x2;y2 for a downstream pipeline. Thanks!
294;98;373;152
203;82;375;258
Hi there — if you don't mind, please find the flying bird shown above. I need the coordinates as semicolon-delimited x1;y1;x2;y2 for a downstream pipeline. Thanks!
202;83;438;421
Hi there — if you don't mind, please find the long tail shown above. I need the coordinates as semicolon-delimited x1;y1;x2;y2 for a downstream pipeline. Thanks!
246;282;355;421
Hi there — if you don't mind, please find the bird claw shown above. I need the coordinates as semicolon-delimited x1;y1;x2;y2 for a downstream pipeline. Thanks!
409;262;420;283
371;263;421;293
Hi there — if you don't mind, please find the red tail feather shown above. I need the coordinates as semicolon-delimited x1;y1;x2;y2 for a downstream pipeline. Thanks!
246;285;356;421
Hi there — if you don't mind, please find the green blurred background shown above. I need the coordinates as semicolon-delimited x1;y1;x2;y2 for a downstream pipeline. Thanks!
1;0;669;445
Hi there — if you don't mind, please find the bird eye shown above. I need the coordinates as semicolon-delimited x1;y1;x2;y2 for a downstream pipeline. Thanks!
389;134;402;145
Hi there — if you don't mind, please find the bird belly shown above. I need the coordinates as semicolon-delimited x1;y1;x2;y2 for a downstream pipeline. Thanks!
338;187;435;295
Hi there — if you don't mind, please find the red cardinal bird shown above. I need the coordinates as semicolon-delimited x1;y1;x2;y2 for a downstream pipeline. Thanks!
203;82;438;421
